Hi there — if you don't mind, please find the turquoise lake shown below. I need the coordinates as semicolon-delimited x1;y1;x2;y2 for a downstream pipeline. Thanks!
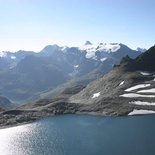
0;114;155;155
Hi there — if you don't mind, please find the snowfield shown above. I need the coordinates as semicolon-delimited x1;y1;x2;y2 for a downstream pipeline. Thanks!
92;92;100;98
74;65;79;68
0;52;7;57
129;101;155;106
79;43;120;59
140;72;151;76
100;57;107;62
125;84;151;92
137;88;155;93
120;93;155;98
11;56;16;59
119;81;124;86
128;109;155;115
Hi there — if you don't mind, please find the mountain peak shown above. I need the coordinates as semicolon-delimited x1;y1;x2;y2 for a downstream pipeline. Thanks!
118;45;155;72
136;47;147;53
84;41;92;46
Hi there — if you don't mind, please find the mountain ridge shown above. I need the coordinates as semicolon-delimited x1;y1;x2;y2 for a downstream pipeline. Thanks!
0;43;141;102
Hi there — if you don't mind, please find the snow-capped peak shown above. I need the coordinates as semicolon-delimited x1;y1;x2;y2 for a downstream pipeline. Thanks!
136;47;147;53
79;43;121;59
0;51;7;57
84;41;92;46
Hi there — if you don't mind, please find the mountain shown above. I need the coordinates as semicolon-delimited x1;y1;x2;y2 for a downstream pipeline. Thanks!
125;45;155;71
17;45;155;118
84;41;92;46
0;42;141;73
0;42;141;102
21;45;155;116
0;50;36;69
136;47;147;53
0;45;154;127
68;45;155;115
36;43;141;99
0;55;67;102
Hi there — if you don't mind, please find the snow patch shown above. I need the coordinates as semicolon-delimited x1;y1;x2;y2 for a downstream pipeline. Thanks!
128;109;155;115
136;48;146;53
0;52;7;57
103;43;120;52
74;65;79;68
137;88;155;93
125;84;150;92
119;81;124;86
79;43;120;59
11;56;16;59
61;46;67;51
140;72;151;76
129;101;155;106
92;92;100;98
100;57;107;62
120;93;155;98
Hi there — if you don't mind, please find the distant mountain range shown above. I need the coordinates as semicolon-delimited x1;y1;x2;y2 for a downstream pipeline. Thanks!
0;42;143;103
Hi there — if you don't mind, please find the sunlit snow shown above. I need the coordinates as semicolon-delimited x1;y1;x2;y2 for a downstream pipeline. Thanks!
140;72;151;76
125;84;150;92
129;101;155;106
80;43;120;59
120;93;155;98
0;52;7;57
100;57;107;62
92;92;100;98
119;81;124;86
11;56;16;59
74;65;79;68
128;109;155;115
137;88;155;93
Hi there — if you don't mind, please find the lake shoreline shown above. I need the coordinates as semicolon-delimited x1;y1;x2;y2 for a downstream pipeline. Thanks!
1;108;155;129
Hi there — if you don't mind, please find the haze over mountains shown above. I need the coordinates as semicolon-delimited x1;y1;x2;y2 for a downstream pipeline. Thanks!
0;42;142;103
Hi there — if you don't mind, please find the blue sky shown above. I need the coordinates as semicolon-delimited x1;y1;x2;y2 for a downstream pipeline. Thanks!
0;0;155;52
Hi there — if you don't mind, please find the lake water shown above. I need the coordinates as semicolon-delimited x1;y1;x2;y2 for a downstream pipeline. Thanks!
0;114;155;155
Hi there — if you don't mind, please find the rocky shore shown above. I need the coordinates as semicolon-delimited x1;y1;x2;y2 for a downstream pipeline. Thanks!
0;96;146;128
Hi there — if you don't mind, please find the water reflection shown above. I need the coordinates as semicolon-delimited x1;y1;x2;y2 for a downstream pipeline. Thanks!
0;115;155;155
